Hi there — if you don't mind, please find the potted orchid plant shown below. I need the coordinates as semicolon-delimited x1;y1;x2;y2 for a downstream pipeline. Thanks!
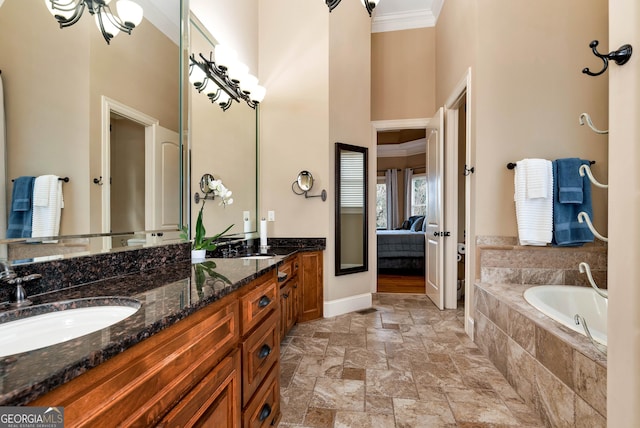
183;178;235;261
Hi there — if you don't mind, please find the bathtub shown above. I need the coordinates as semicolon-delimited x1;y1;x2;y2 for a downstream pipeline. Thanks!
523;285;607;346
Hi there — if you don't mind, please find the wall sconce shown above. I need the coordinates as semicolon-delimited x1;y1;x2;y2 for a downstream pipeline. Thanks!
189;46;266;112
44;0;144;45
325;0;381;17
292;171;327;201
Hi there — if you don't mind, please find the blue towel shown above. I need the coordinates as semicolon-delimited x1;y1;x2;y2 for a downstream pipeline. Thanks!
7;176;35;238
552;160;594;246
556;158;585;203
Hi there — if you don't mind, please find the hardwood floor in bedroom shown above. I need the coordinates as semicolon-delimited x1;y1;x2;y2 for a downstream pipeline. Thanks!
377;274;425;294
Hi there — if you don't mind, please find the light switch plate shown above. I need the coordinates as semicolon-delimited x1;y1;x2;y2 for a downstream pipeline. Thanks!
267;211;275;221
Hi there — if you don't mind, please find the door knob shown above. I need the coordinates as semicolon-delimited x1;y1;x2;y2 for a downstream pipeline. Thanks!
434;231;441;237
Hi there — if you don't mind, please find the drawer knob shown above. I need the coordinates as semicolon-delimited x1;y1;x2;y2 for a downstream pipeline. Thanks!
258;344;272;359
258;295;271;308
258;403;272;422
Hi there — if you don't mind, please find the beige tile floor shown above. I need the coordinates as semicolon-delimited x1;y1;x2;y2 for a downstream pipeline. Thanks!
279;293;544;428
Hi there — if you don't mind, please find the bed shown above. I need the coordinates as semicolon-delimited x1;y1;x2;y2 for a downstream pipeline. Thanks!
376;229;425;274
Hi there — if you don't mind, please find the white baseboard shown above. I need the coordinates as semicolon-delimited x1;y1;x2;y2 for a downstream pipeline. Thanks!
324;293;373;318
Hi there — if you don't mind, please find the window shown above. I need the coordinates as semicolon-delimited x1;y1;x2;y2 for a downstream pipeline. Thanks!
411;174;427;216
376;178;387;229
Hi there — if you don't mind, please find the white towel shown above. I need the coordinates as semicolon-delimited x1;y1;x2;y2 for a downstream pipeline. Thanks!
32;175;64;239
514;159;553;246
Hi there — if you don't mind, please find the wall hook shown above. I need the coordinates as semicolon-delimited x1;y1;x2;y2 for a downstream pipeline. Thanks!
582;40;633;77
578;112;608;134
93;176;103;185
463;165;475;176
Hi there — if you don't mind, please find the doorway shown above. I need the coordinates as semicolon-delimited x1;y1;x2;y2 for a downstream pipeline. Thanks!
372;119;430;294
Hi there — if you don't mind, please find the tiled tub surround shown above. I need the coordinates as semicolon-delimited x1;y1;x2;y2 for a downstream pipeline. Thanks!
474;282;607;427
477;236;607;288
0;240;324;406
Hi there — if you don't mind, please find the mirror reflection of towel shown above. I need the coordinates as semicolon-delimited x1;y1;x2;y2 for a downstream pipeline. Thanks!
32;175;64;239
7;176;35;238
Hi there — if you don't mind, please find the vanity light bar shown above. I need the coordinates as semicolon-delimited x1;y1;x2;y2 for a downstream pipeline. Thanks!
189;53;265;111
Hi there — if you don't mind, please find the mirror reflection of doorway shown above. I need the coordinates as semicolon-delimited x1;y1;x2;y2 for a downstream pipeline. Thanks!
110;113;145;237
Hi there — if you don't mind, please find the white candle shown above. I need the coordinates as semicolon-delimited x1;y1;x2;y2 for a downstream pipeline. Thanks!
260;218;267;247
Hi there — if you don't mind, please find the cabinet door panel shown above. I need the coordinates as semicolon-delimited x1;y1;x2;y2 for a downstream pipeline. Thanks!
299;251;323;322
159;349;241;428
240;275;278;336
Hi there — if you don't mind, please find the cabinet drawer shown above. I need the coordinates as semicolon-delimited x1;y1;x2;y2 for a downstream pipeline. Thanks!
240;276;278;336
277;256;297;283
242;310;279;406
243;364;280;428
159;349;241;428
31;296;240;427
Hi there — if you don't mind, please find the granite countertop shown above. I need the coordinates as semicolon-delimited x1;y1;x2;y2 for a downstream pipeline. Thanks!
0;250;302;406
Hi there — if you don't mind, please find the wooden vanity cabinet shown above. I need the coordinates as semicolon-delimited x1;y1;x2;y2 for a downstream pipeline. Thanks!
31;270;282;428
299;251;323;323
31;293;241;427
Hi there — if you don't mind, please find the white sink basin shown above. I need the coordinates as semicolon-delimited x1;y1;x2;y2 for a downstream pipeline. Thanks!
0;302;140;357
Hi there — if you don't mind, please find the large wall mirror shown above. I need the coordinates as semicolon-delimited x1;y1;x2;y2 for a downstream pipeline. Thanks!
335;142;368;276
187;13;258;240
0;0;183;262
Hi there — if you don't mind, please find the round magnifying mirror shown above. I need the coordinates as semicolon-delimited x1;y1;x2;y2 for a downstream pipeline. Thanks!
297;170;314;192
200;173;215;194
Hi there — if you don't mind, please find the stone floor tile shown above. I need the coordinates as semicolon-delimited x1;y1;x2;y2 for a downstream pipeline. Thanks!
329;332;366;348
342;367;366;381
393;397;457;427
310;378;366;411
344;347;388;370
365;395;395;415
445;387;521;426
296;355;344;379
366;327;404;345
287;337;329;356
334;410;396;428
366;368;419;399
303;407;336;428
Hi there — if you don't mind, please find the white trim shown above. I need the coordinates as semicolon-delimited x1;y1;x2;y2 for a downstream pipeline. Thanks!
372;118;430;131
324;293;373;318
444;108;459;309
372;9;437;33
442;67;474;334
377;138;426;157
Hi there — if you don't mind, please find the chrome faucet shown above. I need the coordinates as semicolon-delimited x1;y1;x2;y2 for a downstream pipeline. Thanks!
0;261;41;307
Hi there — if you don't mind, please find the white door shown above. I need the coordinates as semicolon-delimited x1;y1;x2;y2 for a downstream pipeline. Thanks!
425;107;445;309
145;125;180;243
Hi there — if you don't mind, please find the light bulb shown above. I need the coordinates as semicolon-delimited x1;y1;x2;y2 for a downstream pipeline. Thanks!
189;63;206;87
44;0;78;20
217;91;231;105
214;45;237;70
241;74;259;94
116;0;143;29
96;10;120;39
251;85;266;103
227;61;249;84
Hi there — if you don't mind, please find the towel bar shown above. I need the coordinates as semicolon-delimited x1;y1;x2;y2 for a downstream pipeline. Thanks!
507;161;595;170
11;177;69;183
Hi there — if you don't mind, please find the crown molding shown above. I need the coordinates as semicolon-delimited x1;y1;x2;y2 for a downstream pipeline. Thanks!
372;0;444;33
377;138;426;158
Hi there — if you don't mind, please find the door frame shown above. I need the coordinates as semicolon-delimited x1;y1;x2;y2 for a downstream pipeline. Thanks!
100;96;159;247
370;118;430;295
443;67;474;336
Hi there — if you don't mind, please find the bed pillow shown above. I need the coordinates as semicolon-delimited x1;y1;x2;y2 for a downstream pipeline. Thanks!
410;216;424;232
